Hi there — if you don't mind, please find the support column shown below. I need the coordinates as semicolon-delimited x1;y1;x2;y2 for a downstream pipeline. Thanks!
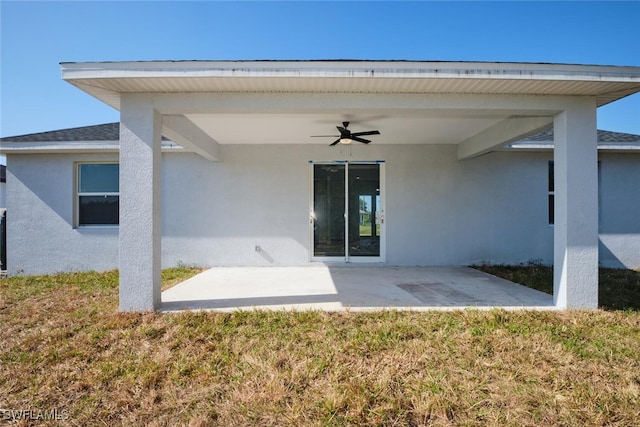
119;94;162;311
553;99;599;309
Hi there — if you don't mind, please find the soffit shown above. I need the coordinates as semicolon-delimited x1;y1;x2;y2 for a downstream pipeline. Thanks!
62;61;640;110
59;61;640;148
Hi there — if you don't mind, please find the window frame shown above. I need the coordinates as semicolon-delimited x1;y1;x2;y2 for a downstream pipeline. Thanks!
75;162;120;228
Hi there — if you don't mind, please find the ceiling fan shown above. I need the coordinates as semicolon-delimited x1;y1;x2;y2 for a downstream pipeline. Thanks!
311;121;381;146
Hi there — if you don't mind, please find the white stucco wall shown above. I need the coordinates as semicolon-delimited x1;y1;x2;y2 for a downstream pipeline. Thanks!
7;154;120;275
598;153;640;269
5;146;639;275
160;144;556;268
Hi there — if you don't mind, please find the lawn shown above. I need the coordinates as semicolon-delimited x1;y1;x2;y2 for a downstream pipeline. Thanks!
1;267;639;426
473;263;640;311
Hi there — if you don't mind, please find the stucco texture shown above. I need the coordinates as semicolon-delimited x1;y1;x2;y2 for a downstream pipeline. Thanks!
6;147;639;275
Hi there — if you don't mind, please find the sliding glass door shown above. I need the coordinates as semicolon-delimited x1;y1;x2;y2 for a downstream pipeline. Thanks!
312;163;346;257
311;162;384;262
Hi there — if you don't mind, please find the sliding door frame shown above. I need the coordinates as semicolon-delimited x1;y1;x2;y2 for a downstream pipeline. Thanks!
309;160;386;263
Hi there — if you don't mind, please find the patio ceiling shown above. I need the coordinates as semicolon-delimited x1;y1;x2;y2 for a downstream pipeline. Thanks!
61;60;640;147
185;112;513;145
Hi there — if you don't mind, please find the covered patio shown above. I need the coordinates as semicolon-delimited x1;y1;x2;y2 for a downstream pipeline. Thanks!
162;266;554;312
59;60;640;312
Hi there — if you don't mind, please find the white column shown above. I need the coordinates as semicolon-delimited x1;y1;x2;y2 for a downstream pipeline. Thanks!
553;99;599;309
119;94;162;311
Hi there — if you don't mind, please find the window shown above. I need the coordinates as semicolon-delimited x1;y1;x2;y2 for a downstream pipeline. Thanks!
77;163;119;226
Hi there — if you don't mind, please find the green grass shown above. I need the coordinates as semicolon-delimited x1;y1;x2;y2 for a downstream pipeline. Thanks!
473;262;640;311
1;267;640;426
358;224;380;236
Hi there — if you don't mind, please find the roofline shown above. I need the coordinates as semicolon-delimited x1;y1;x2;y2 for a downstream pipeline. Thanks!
60;58;640;68
61;60;640;81
60;60;640;113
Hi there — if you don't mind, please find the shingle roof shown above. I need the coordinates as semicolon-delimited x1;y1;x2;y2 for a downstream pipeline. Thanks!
0;123;170;143
1;123;120;142
522;127;640;143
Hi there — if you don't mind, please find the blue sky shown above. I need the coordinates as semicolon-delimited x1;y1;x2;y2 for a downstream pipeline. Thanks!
1;1;639;138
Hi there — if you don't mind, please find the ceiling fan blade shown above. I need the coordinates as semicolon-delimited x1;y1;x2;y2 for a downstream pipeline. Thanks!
351;130;380;137
351;136;371;144
320;121;379;146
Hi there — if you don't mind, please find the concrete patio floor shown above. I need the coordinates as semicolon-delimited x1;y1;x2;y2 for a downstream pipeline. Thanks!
161;266;555;312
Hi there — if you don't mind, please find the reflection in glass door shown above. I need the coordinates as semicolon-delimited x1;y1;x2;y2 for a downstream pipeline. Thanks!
313;164;346;257
349;164;380;257
312;162;383;261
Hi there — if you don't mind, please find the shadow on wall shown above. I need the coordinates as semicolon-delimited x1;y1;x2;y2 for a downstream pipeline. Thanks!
255;246;275;264
599;237;640;269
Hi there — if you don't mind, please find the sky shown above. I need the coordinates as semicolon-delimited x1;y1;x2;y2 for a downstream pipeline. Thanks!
1;0;639;140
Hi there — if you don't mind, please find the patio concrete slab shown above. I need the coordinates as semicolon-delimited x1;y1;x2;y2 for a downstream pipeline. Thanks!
161;266;555;312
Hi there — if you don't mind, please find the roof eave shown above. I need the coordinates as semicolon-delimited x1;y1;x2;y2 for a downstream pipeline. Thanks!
60;60;640;78
60;60;640;111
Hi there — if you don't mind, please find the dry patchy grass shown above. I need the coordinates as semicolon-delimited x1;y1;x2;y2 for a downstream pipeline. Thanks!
474;263;640;311
1;269;639;426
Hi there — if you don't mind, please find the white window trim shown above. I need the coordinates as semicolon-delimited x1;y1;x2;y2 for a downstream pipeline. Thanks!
308;160;386;263
75;161;120;228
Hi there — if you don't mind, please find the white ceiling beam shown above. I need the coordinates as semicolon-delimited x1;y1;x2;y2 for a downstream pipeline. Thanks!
457;116;554;160
161;115;221;161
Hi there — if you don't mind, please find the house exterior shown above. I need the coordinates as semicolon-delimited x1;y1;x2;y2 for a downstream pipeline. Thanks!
1;60;639;311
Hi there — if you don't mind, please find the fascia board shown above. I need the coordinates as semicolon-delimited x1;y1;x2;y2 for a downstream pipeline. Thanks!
61;60;640;81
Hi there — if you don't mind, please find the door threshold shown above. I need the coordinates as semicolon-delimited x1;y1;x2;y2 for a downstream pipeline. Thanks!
310;261;386;267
